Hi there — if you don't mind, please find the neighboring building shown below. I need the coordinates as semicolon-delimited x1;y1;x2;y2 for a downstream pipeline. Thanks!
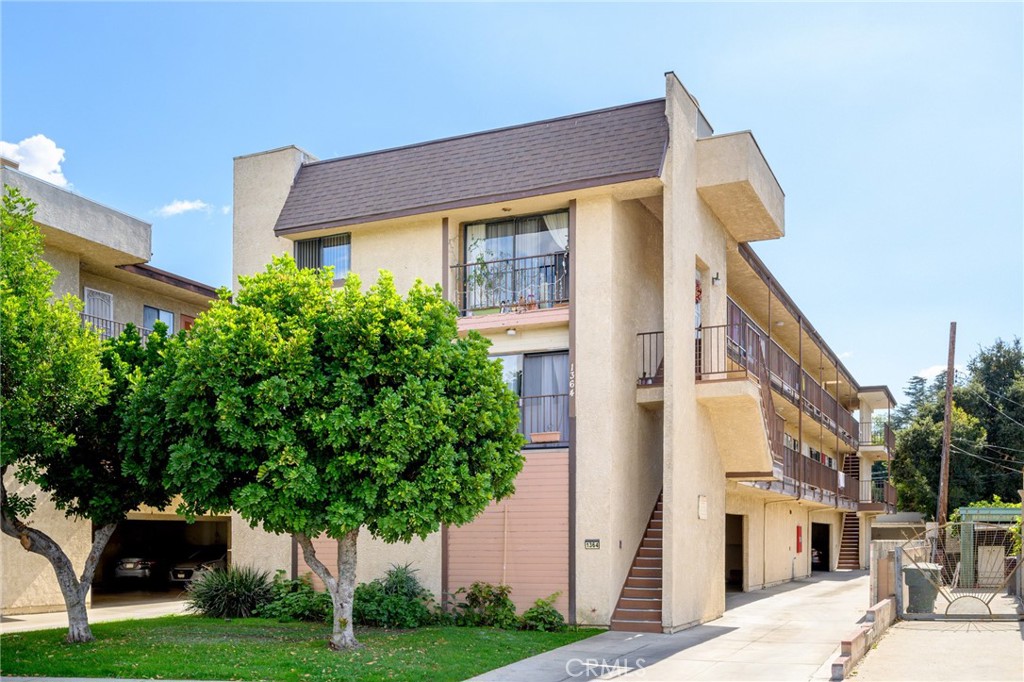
0;163;290;615
232;73;897;633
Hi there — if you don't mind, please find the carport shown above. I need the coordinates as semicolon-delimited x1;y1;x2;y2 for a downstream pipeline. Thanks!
92;514;230;601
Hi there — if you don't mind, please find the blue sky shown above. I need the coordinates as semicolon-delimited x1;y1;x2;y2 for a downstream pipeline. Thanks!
2;2;1021;403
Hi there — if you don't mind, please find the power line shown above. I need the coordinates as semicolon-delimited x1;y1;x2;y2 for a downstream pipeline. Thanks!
971;392;1024;430
953;436;1024;455
951;445;1023;474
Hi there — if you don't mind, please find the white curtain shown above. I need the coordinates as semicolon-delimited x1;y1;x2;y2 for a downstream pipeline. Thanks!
543;212;569;251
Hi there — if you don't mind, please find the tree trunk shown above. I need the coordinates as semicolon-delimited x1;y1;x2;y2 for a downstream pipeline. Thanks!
332;529;359;650
0;481;117;643
295;529;361;650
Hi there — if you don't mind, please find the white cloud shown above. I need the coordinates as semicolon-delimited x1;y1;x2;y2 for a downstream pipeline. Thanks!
917;364;965;381
221;205;232;215
156;199;210;217
0;134;69;187
839;351;853;360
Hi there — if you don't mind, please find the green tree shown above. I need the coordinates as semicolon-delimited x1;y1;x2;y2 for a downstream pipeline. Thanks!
890;337;1024;520
128;257;524;650
0;187;172;642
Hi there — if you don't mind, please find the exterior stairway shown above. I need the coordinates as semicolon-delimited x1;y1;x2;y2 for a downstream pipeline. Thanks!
838;512;860;569
838;454;861;569
610;493;663;633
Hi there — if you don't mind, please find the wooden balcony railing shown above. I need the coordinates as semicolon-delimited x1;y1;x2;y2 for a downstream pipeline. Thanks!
636;331;665;385
519;393;569;447
451;252;569;316
803;456;838;493
840;472;860;502
81;313;152;343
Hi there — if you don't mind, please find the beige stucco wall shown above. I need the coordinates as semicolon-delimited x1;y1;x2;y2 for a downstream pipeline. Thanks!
233;147;316;289
79;272;207;332
355;531;443;599
573;194;665;625
42;244;80;299
349;218;444;293
724;485;845;590
661;73;738;631
228;512;292;578
1;474;91;615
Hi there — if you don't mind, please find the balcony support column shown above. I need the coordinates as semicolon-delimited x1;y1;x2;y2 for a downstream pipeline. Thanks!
797;315;803;494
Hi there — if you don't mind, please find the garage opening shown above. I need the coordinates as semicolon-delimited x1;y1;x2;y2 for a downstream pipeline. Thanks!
93;518;230;602
725;514;744;591
811;522;831;571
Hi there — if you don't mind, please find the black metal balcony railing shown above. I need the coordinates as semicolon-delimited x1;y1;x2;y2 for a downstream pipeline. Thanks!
519;393;569;446
870;480;897;507
860;422;895;452
636;331;664;385
451;252;569;316
81;313;153;342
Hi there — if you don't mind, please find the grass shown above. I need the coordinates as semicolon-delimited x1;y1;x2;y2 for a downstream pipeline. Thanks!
0;616;600;681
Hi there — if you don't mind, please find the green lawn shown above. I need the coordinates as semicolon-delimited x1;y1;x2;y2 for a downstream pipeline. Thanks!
0;616;600;681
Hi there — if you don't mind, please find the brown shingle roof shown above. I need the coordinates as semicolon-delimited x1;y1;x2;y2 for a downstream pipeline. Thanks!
274;99;668;235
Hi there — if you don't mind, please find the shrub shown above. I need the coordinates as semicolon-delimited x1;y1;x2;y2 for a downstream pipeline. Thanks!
453;582;518;629
353;563;434;629
185;565;272;618
256;571;331;623
520;593;565;632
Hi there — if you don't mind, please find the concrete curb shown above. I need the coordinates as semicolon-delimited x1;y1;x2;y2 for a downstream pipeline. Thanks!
830;598;896;681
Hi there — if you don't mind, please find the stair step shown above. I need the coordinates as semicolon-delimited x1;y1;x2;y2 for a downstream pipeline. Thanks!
637;547;661;558
614;607;662;621
624;576;662;588
621;586;661;599
630;566;662;577
610;619;662;633
634;557;661;568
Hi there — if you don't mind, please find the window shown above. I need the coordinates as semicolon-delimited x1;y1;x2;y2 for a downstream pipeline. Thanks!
493;351;569;446
295;234;351;280
84;288;113;321
459;211;569;313
83;288;115;338
143;306;174;333
464;211;568;263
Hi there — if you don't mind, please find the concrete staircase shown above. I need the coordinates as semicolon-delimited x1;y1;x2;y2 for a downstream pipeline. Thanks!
838;512;860;569
610;493;663;633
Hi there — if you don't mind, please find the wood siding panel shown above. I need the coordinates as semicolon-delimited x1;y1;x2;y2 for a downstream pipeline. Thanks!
447;450;570;616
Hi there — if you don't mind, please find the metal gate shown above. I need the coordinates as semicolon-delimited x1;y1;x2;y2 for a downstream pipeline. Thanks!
895;522;1022;620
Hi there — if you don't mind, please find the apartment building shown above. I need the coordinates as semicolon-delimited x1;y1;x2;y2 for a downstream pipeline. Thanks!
232;73;897;633
0;162;289;615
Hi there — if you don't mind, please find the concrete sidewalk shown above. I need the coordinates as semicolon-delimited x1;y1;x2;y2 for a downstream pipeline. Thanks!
0;597;188;635
471;571;871;681
850;620;1024;681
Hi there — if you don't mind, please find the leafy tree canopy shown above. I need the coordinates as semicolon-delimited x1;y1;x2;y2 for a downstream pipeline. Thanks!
127;257;524;649
1;185;173;642
891;337;1024;520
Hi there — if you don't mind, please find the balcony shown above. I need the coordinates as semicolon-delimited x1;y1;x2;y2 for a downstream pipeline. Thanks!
859;478;897;512
694;324;780;479
519;394;568;447
859;422;895;462
81;313;153;343
695;132;785;243
451;252;569;317
765;336;859;450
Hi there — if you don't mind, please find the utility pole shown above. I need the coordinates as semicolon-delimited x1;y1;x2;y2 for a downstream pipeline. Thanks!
936;322;956;528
